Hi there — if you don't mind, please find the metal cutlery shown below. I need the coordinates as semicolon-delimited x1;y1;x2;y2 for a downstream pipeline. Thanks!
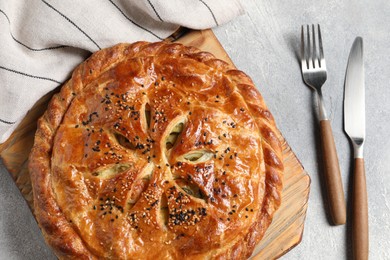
300;24;346;225
344;37;368;260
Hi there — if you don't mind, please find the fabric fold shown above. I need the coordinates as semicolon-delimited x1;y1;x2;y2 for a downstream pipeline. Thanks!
0;0;244;143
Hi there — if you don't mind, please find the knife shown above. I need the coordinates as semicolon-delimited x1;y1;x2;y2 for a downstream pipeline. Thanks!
344;37;368;260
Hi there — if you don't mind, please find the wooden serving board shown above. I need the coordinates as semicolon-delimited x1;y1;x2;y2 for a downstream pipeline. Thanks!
0;29;310;259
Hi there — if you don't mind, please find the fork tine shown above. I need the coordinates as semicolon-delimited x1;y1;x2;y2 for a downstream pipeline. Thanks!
312;24;316;68
306;25;313;69
318;24;324;68
301;25;307;69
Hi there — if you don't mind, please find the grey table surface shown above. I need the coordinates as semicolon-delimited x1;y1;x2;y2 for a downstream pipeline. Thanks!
1;0;389;259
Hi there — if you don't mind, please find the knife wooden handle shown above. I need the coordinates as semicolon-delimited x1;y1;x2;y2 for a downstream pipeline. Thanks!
353;158;369;260
320;120;346;225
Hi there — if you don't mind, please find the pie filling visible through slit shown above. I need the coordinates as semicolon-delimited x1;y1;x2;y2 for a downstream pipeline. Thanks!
28;41;284;259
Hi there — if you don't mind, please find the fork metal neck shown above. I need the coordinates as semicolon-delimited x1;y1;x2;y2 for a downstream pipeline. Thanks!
316;89;328;120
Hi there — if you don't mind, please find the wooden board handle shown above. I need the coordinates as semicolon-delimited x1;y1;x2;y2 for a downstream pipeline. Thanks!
353;158;369;260
320;120;346;225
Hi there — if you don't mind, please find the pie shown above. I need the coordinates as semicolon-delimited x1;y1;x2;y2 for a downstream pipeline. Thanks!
28;41;284;259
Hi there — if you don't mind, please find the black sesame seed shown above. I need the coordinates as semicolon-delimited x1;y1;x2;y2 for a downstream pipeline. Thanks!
92;147;101;152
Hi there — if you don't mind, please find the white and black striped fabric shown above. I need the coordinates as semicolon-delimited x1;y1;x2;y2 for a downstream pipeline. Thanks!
0;0;244;143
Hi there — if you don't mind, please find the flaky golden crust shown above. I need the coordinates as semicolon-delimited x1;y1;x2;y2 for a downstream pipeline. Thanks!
28;42;283;259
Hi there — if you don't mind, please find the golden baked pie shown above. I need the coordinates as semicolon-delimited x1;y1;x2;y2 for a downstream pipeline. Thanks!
28;42;283;259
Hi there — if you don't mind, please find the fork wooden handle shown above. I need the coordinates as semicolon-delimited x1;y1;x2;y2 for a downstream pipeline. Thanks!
320;120;346;225
353;158;369;260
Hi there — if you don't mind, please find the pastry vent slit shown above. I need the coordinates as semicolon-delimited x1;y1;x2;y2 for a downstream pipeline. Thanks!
175;177;206;200
159;193;169;228
128;164;153;207
114;132;136;150
144;103;151;130
92;163;130;178
166;122;184;150
182;150;214;163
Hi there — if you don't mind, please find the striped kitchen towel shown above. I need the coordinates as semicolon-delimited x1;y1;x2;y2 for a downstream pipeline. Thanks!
0;0;244;143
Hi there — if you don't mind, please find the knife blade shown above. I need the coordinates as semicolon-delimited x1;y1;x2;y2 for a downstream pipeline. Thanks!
345;37;365;155
344;37;368;260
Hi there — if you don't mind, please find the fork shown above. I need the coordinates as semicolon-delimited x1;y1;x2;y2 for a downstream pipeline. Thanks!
301;24;346;225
